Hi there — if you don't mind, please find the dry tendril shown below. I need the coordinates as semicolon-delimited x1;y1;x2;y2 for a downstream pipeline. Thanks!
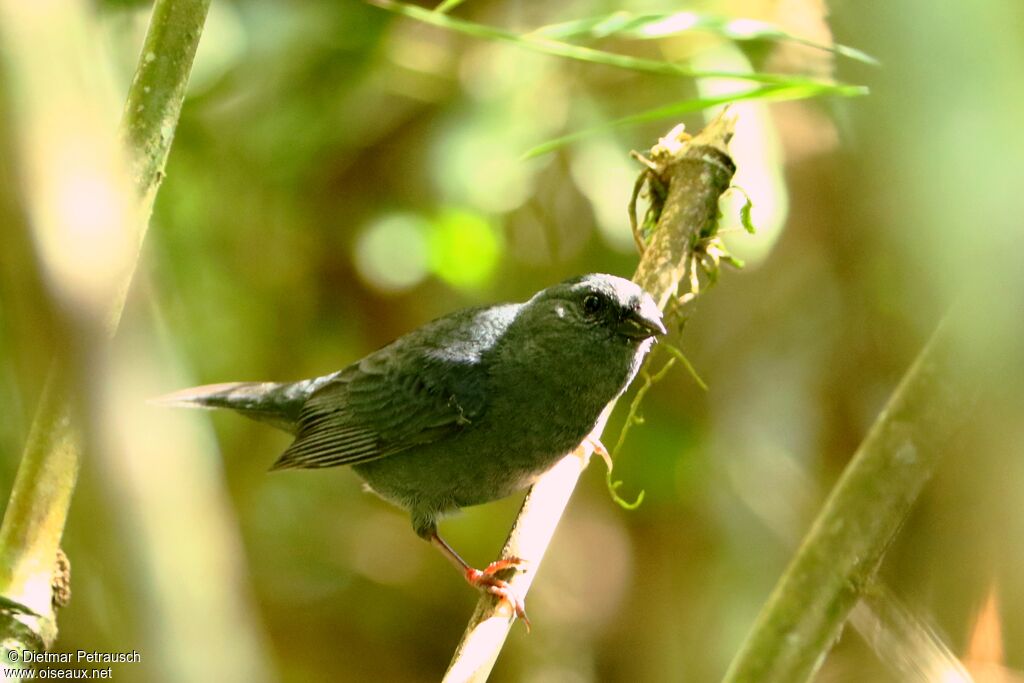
607;122;754;508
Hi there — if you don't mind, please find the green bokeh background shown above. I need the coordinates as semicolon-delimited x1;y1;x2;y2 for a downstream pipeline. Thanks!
2;1;1022;681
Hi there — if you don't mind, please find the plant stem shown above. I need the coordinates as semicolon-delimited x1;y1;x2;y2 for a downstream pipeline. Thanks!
444;112;737;682
721;310;980;683
0;0;210;652
0;373;77;650
122;0;211;229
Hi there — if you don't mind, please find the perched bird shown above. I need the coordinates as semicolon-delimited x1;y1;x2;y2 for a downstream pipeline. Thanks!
158;273;665;625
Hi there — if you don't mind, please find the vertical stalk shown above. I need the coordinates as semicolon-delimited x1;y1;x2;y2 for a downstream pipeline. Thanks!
0;0;210;653
122;0;212;233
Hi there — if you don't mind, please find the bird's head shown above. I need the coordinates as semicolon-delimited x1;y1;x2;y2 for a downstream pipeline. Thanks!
526;273;666;346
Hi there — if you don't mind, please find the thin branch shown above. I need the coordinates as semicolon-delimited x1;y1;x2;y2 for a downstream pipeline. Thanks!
444;112;738;682
0;0;210;654
721;308;981;683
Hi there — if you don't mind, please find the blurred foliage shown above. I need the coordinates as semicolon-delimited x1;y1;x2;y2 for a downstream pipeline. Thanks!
1;0;1022;681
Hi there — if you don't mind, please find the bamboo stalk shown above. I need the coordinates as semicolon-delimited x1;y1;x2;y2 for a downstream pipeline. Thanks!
722;309;980;683
0;0;210;654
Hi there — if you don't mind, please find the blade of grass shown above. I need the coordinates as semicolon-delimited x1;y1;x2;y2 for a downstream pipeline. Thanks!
522;81;867;159
434;0;468;14
530;11;879;66
368;0;853;87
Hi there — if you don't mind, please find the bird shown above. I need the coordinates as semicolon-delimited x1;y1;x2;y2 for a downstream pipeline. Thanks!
156;273;665;626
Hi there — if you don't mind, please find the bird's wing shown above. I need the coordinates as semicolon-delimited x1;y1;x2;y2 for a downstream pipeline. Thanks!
271;306;510;470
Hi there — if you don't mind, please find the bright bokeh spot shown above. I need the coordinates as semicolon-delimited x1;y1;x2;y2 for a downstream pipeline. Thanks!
640;11;700;37
725;18;775;39
428;209;501;289
692;44;789;266
569;136;637;253
435;45;565;215
42;138;137;321
354;213;429;293
435;115;533;213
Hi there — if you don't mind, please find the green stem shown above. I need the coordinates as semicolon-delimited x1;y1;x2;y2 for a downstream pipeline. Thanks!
0;373;77;648
0;0;209;650
722;312;979;683
122;0;211;224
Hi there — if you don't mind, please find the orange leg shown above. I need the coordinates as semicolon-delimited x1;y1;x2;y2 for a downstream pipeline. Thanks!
429;532;531;631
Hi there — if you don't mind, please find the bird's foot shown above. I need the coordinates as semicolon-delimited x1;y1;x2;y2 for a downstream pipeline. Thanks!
464;557;531;631
478;556;529;577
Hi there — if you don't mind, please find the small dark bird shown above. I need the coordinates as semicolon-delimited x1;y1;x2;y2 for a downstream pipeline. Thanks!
158;273;664;625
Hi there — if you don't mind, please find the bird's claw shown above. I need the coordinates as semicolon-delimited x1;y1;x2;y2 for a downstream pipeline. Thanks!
464;558;531;631
480;556;529;577
574;436;612;471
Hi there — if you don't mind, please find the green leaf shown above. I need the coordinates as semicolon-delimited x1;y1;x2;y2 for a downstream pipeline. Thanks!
740;194;756;234
434;0;468;13
526;11;644;40
532;11;879;66
522;82;868;159
728;185;757;234
368;0;853;86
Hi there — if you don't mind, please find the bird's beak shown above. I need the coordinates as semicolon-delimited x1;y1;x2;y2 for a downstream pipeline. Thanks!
617;296;667;339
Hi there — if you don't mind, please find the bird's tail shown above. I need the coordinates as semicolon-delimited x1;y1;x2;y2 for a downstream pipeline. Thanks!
152;378;331;434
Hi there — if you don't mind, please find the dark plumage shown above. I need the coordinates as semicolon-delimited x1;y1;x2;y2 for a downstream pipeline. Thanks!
158;273;664;624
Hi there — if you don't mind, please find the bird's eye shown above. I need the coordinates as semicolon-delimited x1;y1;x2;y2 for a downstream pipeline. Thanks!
582;294;604;315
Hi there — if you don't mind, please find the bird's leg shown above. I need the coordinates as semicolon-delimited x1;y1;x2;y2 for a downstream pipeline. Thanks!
428;531;531;630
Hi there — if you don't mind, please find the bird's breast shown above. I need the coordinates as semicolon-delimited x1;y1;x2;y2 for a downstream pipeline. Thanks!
488;340;647;462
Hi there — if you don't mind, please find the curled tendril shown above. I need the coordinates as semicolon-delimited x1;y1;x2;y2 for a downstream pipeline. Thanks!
606;470;645;510
611;143;748;510
604;342;706;509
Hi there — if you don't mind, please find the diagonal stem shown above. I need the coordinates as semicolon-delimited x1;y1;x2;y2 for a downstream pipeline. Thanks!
444;112;738;682
722;307;982;682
